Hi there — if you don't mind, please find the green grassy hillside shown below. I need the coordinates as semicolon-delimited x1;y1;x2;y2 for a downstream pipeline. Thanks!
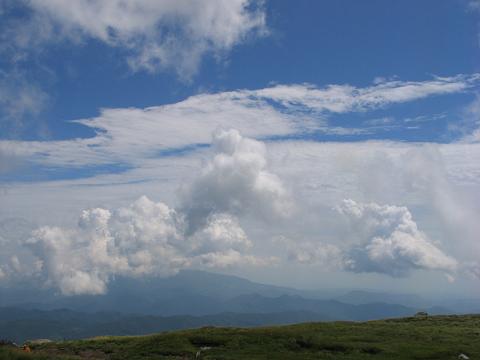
2;315;479;359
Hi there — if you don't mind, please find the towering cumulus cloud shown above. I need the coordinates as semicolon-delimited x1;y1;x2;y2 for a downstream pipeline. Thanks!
337;199;458;277
181;129;292;234
24;130;286;295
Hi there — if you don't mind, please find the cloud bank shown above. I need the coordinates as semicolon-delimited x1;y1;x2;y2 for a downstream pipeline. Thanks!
2;130;479;294
26;197;258;295
1;75;480;294
21;130;284;295
278;197;459;279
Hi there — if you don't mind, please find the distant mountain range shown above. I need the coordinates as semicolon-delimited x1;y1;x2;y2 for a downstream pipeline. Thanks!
1;270;341;315
0;298;436;344
0;307;325;343
0;270;478;343
0;270;462;315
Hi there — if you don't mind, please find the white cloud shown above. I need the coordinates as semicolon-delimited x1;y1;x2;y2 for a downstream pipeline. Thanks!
254;74;479;113
3;134;480;291
189;213;251;254
21;130;285;295
262;140;480;282
25;194;271;295
181;129;292;234
3;90;298;168
196;249;277;268
1;76;480;292
8;0;266;79
469;0;480;12
0;143;24;174
0;69;48;134
364;117;395;126
3;74;478;170
458;94;480;143
277;236;343;269
274;197;461;278
0;0;266;134
336;199;458;276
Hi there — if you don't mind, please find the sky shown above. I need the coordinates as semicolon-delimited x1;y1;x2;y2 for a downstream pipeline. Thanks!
0;0;480;298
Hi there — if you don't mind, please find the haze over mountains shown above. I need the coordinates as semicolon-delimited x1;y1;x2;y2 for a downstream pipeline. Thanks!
2;270;478;315
1;270;479;343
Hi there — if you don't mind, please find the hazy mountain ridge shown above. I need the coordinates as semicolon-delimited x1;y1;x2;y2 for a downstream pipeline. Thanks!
0;307;331;343
1;270;472;315
0;297;440;344
1;270;476;331
1;270;473;343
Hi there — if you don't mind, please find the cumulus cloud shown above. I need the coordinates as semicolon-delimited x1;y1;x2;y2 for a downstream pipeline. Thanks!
276;198;460;278
1;76;480;292
3;0;266;79
21;130;283;295
25;195;269;295
336;199;458;277
181;129;292;234
264;139;480;285
4;132;479;290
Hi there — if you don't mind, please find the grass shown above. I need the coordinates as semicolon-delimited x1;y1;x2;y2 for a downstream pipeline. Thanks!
3;315;479;359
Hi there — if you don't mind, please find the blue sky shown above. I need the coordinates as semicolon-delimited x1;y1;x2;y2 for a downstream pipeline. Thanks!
1;0;480;296
1;0;479;142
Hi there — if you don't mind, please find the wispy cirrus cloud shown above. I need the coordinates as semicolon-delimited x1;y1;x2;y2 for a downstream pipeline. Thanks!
254;74;479;113
3;74;478;172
